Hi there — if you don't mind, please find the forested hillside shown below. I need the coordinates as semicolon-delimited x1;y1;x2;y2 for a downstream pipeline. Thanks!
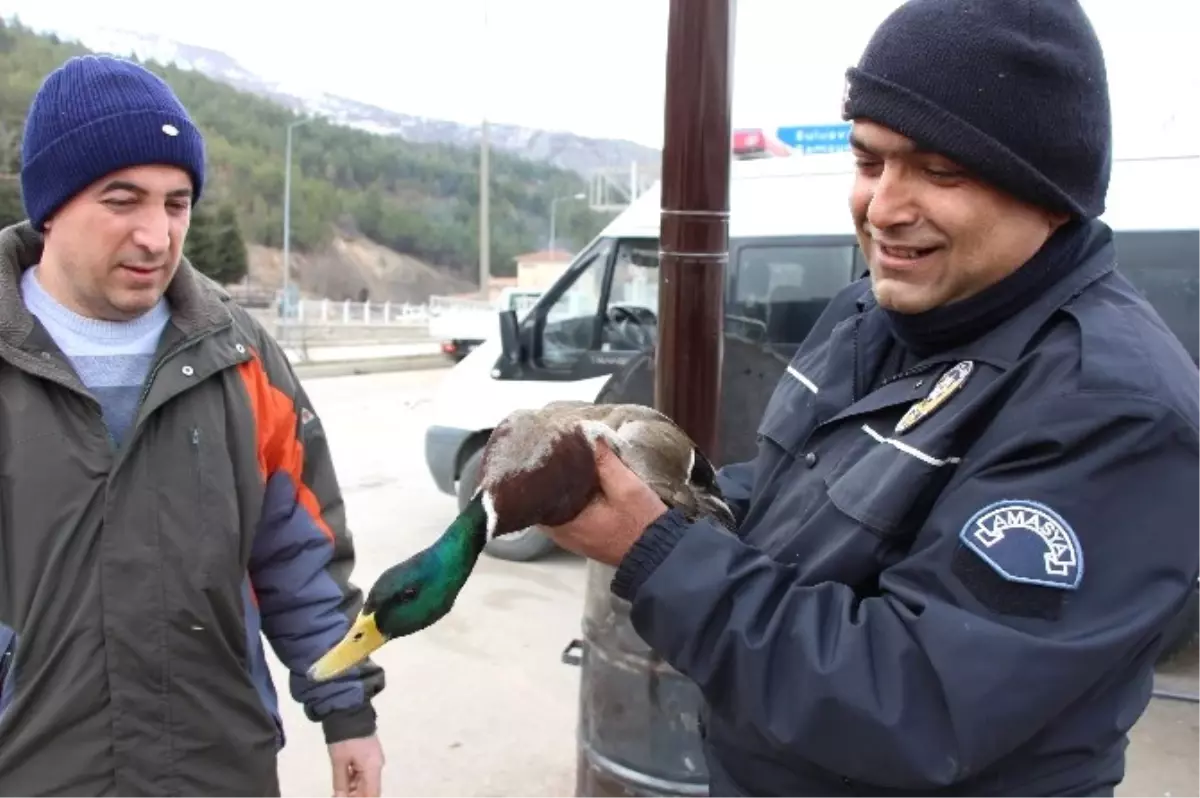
0;19;612;282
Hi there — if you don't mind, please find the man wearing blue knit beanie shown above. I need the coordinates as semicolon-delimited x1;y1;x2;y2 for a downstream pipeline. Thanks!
537;1;1199;796
0;55;387;796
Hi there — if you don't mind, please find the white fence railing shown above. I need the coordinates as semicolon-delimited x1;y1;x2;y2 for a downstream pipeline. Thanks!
279;298;433;327
268;293;548;349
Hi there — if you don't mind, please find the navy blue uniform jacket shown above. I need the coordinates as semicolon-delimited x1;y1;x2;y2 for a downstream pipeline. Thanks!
613;226;1200;796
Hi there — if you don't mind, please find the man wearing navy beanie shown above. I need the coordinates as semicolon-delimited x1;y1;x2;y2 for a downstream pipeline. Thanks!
842;0;1112;220
0;56;387;795
537;1;1199;797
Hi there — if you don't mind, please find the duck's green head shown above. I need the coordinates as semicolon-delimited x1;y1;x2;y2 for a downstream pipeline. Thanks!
306;420;602;683
307;494;490;681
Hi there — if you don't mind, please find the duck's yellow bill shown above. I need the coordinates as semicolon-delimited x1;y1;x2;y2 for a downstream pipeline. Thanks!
307;611;385;682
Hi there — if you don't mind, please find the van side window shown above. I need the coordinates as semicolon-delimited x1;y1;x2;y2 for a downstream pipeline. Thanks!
602;239;660;353
537;243;611;367
731;244;855;356
1114;230;1199;363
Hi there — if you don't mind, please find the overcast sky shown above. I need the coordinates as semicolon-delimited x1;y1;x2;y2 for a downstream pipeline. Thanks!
3;0;1195;156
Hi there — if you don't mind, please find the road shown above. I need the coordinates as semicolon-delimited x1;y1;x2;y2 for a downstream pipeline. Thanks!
271;368;1197;797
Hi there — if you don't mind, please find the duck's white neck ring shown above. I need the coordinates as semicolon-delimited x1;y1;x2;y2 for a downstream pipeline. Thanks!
479;490;500;541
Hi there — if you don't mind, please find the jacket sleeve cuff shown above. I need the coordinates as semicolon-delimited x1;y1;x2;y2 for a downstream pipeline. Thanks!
610;507;691;602
321;702;377;745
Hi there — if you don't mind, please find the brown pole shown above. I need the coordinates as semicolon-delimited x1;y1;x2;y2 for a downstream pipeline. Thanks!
571;14;734;796
655;0;735;458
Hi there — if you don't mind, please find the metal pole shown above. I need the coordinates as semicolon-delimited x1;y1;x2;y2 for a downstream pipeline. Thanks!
282;118;307;322
283;122;293;317
569;14;732;795
480;118;490;297
479;1;491;298
655;0;734;458
549;197;557;252
550;193;584;252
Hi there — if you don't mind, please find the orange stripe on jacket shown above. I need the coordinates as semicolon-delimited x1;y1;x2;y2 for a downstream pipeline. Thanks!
236;352;335;543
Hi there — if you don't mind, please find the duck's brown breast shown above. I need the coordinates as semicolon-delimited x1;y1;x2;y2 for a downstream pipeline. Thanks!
486;426;599;534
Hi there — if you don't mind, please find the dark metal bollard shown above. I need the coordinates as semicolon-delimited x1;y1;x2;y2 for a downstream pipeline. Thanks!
563;559;709;797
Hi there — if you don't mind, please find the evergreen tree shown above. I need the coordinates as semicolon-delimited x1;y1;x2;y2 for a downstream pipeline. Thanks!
210;203;249;284
183;201;218;277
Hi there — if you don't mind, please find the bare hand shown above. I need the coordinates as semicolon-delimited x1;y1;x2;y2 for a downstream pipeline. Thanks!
540;439;668;566
329;735;385;797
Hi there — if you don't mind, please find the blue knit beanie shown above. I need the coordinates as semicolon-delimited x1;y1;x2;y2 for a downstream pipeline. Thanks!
842;0;1112;218
20;54;206;230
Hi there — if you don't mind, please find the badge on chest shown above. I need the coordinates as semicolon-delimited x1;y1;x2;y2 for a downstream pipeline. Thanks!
895;360;975;435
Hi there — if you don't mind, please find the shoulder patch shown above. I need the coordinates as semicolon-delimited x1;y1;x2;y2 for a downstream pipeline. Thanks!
959;500;1083;590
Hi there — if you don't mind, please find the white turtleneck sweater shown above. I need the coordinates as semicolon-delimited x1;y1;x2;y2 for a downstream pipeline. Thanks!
20;265;170;447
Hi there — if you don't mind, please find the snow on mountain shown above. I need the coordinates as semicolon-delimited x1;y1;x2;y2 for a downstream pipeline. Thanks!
30;23;662;182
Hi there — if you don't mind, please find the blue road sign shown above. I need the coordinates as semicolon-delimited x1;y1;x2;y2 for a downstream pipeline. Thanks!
775;124;852;154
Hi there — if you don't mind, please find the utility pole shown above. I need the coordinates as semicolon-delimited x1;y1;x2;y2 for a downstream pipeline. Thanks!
549;192;585;251
478;1;490;298
282;118;307;322
480;118;489;297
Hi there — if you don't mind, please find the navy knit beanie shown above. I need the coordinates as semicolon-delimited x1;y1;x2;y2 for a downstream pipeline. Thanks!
842;0;1112;218
20;54;206;230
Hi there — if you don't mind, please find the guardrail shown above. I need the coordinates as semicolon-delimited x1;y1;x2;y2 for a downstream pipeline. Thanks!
255;298;447;368
243;293;540;333
243;296;512;370
280;298;432;327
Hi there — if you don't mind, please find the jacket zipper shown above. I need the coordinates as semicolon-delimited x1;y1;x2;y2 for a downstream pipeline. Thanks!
190;426;208;582
110;322;233;480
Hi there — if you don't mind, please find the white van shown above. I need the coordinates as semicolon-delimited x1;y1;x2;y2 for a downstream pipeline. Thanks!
424;152;1200;563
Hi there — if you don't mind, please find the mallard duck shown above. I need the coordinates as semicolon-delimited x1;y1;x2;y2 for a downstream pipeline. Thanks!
307;400;735;682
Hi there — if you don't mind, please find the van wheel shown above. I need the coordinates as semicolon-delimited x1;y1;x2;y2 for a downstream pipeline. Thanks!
456;447;559;562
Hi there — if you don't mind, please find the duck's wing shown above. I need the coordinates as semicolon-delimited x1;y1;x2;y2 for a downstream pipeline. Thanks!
594;403;673;426
538;399;596;418
534;401;737;529
562;403;713;490
607;416;738;532
613;416;692;478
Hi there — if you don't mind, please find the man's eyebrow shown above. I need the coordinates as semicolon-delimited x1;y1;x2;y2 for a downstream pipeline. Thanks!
99;179;144;194
850;133;945;159
850;134;902;157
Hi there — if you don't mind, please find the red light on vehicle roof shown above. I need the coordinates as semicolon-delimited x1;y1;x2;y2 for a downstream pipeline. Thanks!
732;128;789;159
733;128;764;152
